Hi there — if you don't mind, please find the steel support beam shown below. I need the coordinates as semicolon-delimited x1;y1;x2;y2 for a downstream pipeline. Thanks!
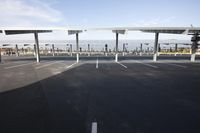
105;44;108;56
33;44;36;56
70;44;73;57
112;30;126;62
34;32;40;63
140;43;143;56
191;43;197;62
76;33;79;62
68;30;83;63
0;47;1;63
153;33;159;61
52;44;55;56
88;44;90;56
115;33;119;62
190;33;199;62
175;43;178;56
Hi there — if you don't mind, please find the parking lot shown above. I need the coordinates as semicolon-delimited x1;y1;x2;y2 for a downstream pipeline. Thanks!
0;55;200;133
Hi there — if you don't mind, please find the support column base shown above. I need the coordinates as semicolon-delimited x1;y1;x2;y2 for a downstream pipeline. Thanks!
191;54;196;62
77;53;79;63
153;54;157;61
115;54;118;62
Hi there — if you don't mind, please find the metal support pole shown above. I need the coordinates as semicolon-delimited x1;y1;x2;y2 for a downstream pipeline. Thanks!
91;122;97;133
105;44;108;56
175;43;178;56
123;43;125;56
34;32;40;63
190;33;200;62
140;43;143;56
158;43;160;56
191;42;197;62
76;33;79;62
15;44;19;57
115;33;119;62
88;44;90;56
70;44;72;57
33;44;36;56
0;47;1;63
52;44;55;56
153;33;159;61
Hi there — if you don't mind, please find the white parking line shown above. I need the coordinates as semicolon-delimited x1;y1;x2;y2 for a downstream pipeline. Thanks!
4;62;34;69
35;61;62;69
136;61;158;68
91;122;97;133
96;58;99;69
66;62;77;69
165;63;187;68
116;61;127;68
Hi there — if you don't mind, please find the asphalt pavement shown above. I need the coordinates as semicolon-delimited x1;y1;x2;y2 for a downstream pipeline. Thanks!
0;55;200;133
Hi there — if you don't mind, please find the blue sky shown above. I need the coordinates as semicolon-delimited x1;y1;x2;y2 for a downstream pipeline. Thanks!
0;0;199;40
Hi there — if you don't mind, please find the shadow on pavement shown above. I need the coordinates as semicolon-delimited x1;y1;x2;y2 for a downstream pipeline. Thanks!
0;65;87;133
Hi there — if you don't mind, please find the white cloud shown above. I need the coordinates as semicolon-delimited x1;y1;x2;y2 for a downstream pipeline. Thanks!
0;0;63;26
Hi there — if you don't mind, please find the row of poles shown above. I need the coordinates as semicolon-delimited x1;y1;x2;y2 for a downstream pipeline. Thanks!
1;42;189;57
0;31;199;63
0;43;130;57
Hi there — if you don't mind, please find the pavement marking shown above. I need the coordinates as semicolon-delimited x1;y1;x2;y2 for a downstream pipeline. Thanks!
35;61;62;69
66;62;78;69
96;58;99;69
165;63;187;68
116;61;127;68
91;122;97;133
4;62;34;69
136;61;158;68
